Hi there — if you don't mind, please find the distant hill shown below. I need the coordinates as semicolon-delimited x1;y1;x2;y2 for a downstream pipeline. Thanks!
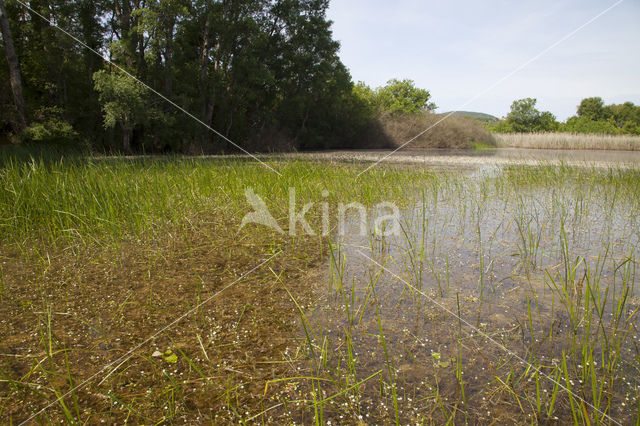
447;111;500;123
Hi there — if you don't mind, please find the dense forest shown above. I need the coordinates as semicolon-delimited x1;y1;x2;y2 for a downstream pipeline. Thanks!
0;0;387;153
13;0;628;154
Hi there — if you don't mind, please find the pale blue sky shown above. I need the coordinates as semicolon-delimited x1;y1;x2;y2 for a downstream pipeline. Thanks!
326;0;640;120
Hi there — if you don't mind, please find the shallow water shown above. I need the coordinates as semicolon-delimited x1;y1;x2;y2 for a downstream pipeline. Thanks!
305;165;640;423
285;147;640;170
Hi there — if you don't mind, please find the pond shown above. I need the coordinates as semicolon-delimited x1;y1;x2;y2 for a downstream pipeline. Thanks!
300;164;640;423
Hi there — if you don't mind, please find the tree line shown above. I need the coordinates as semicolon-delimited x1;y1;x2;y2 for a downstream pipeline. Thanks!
489;97;640;135
7;0;623;153
1;0;387;153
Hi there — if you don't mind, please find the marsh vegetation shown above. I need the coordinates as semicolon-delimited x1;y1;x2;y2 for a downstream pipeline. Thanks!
495;132;640;151
1;152;639;424
1;0;638;423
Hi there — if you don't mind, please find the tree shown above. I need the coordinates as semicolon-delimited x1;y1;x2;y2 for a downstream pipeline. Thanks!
0;0;384;151
375;79;436;114
0;0;27;132
93;70;152;153
605;101;640;127
0;0;106;145
538;111;558;132
507;98;539;131
577;97;605;121
353;81;376;106
566;99;640;135
505;98;557;132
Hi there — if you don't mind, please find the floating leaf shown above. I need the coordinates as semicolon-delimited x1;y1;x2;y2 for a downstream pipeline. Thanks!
438;361;450;368
163;350;178;363
431;352;441;360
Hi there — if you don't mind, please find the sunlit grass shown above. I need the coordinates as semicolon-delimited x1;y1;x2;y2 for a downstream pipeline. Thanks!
0;155;434;246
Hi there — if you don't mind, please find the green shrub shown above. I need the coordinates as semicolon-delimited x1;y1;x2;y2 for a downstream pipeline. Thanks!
488;98;558;133
622;121;640;135
490;97;640;136
487;120;514;133
21;107;82;146
353;79;436;115
561;116;623;134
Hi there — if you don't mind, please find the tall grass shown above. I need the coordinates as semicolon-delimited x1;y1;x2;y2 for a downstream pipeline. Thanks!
495;132;640;151
0;155;433;246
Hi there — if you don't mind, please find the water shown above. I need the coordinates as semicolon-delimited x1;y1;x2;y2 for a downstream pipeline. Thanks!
305;165;640;423
287;147;640;170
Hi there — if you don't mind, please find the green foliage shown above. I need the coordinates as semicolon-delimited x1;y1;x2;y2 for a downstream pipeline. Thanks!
509;98;539;131
354;79;436;115
93;71;150;132
490;96;640;136
92;70;169;152
577;97;606;121
561;116;623;134
538;111;559;132
605;102;640;127
351;80;490;149
489;98;558;133
622;121;640;135
0;0;380;152
566;98;640;135
21;107;81;146
353;82;377;111
487;119;514;133
5;0;640;149
1;0;105;144
508;98;557;132
375;79;436;114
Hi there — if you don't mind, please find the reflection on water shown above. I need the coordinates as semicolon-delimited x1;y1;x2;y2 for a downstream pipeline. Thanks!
306;165;640;423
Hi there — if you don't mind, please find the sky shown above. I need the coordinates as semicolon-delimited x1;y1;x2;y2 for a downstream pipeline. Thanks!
326;0;640;121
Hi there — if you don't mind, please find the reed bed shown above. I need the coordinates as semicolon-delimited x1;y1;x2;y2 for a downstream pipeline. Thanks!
495;132;640;150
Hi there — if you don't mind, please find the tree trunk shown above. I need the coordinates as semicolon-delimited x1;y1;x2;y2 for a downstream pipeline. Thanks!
113;0;135;69
199;12;217;146
122;128;132;153
199;12;210;119
0;0;28;131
